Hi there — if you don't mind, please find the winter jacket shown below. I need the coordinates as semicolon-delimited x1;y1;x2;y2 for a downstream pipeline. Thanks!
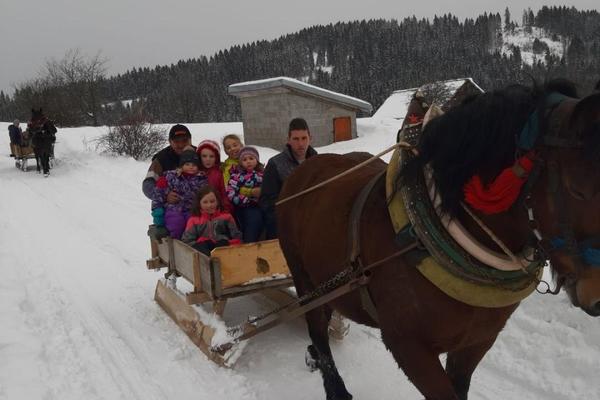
151;169;207;214
221;158;238;186
142;145;196;199
222;157;255;198
227;169;263;207
259;145;317;214
200;166;232;213
8;124;22;145
181;211;242;245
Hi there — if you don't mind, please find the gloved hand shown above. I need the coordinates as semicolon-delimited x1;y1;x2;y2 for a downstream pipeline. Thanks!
147;224;170;241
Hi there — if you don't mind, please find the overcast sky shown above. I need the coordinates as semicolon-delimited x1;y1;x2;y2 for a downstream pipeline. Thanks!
1;1;597;94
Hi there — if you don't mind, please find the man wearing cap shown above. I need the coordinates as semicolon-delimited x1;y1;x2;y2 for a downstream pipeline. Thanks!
8;119;22;157
259;117;317;239
142;124;194;201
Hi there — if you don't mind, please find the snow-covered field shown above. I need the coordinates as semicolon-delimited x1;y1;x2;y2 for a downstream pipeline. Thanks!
1;119;599;400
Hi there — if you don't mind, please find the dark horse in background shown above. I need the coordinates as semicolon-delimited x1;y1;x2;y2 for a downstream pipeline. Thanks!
29;108;57;176
277;81;600;400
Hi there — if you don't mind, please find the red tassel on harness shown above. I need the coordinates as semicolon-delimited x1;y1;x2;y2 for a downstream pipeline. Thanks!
463;153;535;214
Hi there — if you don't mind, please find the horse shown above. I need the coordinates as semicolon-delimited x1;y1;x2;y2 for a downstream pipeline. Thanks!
276;81;600;400
29;108;57;176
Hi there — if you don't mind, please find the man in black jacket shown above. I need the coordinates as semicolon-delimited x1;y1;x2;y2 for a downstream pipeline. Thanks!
259;118;317;239
8;119;22;156
142;124;193;201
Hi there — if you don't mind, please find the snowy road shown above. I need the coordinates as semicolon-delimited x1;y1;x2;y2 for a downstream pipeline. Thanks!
1;122;598;400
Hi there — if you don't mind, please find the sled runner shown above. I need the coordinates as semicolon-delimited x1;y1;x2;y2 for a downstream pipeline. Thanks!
147;235;348;366
10;143;36;171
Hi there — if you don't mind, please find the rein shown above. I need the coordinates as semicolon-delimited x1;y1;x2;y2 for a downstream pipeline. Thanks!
275;141;413;206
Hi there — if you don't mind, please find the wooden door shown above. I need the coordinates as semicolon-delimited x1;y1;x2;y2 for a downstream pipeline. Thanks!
333;117;352;142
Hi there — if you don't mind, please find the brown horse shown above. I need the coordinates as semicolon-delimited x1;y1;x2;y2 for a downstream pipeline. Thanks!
29;108;57;176
277;82;600;400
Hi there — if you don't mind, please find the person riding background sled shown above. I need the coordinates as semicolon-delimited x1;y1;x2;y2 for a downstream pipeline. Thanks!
8;119;22;156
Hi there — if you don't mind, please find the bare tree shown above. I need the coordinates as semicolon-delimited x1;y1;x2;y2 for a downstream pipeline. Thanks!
95;110;165;160
44;49;108;126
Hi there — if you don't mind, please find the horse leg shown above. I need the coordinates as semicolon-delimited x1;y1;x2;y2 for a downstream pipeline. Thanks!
286;252;352;400
42;152;50;175
382;329;458;400
305;304;352;400
35;151;41;173
445;340;495;400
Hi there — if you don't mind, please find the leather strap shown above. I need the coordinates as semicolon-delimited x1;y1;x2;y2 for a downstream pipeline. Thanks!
347;170;390;323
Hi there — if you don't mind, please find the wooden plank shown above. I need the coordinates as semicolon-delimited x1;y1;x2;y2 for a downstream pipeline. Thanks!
147;239;165;269
220;277;294;297
211;239;290;288
261;287;297;305
172;240;209;288
186;291;212;305
212;300;227;317
199;258;214;298
154;280;228;366
156;239;171;264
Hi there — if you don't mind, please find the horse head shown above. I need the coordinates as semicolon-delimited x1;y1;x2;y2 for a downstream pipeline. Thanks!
29;108;46;129
407;80;600;317
532;91;600;316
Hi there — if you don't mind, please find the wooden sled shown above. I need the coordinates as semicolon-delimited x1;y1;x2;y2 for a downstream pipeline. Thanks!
10;143;35;171
147;236;348;367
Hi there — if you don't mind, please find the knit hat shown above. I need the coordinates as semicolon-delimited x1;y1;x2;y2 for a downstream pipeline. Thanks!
179;149;201;168
238;146;260;163
169;124;191;140
196;139;221;164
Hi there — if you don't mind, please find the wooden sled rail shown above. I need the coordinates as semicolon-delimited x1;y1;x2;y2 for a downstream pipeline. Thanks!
147;235;349;366
148;237;293;302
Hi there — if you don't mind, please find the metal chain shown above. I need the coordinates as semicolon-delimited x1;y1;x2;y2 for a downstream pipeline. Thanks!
226;265;356;337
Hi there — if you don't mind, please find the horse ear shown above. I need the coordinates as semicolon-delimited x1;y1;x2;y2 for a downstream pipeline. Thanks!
31;108;35;114
570;93;600;139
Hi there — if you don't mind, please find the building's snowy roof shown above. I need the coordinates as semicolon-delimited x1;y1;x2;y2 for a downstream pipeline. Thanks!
373;78;483;120
228;76;372;113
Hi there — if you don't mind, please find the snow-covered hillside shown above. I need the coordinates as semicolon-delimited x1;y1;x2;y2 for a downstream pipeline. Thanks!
1;119;599;400
502;26;564;65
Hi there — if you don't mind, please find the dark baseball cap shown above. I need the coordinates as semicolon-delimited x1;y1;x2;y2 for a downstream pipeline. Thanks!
168;124;191;140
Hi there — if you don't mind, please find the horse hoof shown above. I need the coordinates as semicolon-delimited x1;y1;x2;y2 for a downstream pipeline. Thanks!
326;393;353;400
305;345;319;372
44;173;50;178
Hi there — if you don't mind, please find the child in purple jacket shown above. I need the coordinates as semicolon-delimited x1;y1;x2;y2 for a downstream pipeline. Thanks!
226;146;264;242
151;149;207;238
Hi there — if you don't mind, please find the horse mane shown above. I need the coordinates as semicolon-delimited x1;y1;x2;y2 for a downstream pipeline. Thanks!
574;92;600;164
401;80;578;217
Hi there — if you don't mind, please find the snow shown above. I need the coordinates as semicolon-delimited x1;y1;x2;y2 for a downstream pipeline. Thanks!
502;27;564;66
229;76;372;113
373;78;483;121
1;117;599;400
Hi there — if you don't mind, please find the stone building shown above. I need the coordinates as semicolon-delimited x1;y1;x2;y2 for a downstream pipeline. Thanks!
228;77;372;149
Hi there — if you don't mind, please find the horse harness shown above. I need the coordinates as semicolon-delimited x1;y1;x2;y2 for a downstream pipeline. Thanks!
219;92;599;350
517;95;600;291
219;168;419;349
